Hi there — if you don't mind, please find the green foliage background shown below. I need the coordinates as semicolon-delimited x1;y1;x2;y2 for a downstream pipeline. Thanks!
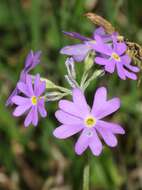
0;0;142;189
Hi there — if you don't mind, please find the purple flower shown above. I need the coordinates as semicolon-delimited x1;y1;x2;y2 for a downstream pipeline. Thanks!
6;50;41;106
60;27;111;62
53;87;125;156
95;34;140;80
11;74;47;127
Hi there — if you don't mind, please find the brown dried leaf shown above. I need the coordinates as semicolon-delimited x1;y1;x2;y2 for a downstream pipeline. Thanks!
85;12;115;34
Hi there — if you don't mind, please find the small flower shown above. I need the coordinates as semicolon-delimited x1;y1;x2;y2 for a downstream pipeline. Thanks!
95;34;140;80
12;74;47;127
6;50;41;106
53;87;125;156
60;27;111;62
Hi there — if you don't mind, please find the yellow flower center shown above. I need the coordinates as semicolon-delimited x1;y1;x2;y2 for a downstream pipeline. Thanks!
84;116;96;128
31;96;37;105
111;52;121;61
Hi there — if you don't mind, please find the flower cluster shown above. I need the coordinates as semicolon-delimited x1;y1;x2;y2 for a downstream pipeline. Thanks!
61;27;139;80
6;19;140;156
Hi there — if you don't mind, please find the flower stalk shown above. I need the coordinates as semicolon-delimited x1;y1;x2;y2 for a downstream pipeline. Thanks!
83;162;90;190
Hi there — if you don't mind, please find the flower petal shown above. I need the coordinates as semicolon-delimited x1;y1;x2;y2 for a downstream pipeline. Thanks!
26;75;34;96
91;87;107;114
124;69;137;80
6;87;19;106
73;55;87;62
94;35;112;55
95;57;111;66
72;88;90;117
12;96;30;106
60;44;91;56
125;64;140;73
59;100;83;118
94;98;120;119
25;50;41;72
96;126;118;147
104;59;115;73
89;130;102;156
116;63;126;80
13;104;31;117
53;124;83;139
114;42;127;55
24;108;34;127
63;31;90;41
121;55;140;73
38;98;47;117
97;120;125;134
34;74;46;96
55;110;82;125
75;129;90;155
32;106;38;126
17;82;30;97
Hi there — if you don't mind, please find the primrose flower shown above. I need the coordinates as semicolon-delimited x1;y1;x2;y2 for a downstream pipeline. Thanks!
95;34;140;80
60;27;111;62
6;50;41;106
12;74;47;127
53;87;125;156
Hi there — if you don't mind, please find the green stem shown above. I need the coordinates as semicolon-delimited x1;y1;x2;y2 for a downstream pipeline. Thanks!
83;163;90;190
80;70;89;88
54;85;72;94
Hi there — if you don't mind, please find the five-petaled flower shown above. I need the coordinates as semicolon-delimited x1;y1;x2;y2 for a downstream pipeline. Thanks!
6;50;41;106
53;87;125;156
12;74;47;127
95;34;140;80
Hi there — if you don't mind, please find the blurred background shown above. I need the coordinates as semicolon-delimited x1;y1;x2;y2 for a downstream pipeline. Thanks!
0;0;142;189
